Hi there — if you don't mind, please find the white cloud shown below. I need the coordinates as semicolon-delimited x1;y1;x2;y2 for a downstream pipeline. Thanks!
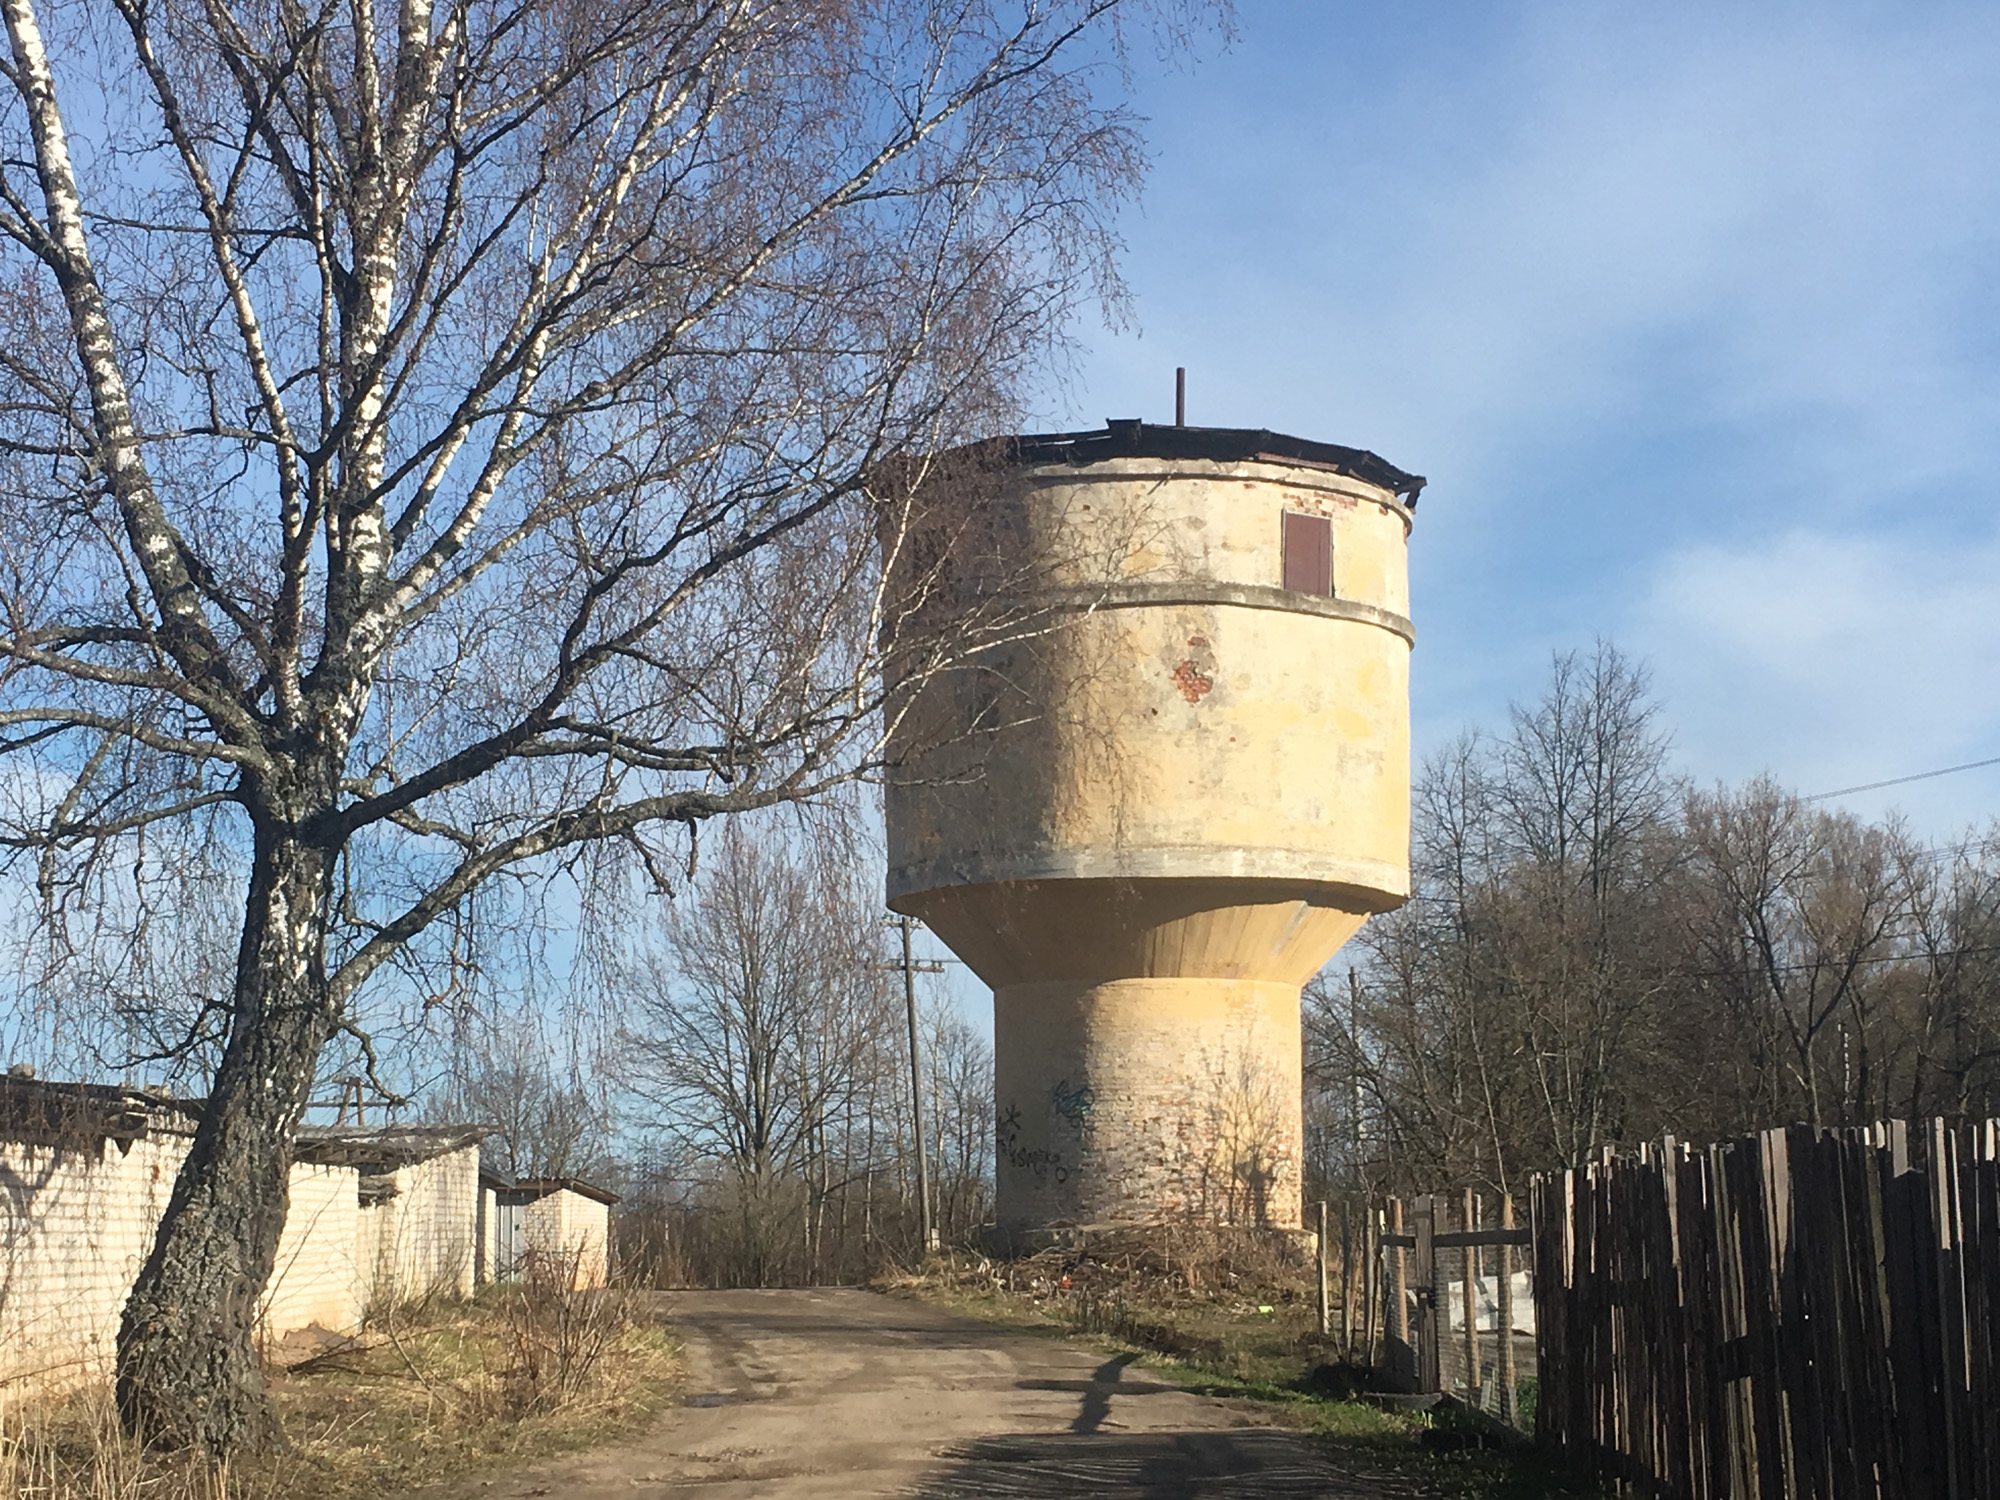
1089;3;2000;514
1635;527;2000;833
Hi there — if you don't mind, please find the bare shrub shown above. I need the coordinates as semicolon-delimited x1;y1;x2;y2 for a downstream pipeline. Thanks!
497;1252;650;1416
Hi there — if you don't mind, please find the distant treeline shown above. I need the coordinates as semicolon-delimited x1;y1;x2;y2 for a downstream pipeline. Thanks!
1304;642;2000;1203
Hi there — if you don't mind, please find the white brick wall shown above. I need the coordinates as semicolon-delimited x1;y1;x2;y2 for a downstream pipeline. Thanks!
0;1132;189;1387
523;1189;610;1288
0;1130;489;1389
259;1161;361;1337
356;1145;480;1308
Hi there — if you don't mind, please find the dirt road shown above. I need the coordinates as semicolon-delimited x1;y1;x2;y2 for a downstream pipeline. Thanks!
464;1287;1430;1499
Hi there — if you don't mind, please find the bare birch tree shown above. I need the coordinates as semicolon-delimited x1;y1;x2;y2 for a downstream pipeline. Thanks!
1682;783;1907;1129
920;995;993;1244
0;0;1185;1448
1901;830;2000;1118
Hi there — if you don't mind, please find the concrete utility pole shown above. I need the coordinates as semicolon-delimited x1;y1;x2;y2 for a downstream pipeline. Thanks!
1348;970;1364;1359
893;914;942;1253
1349;971;1364;1169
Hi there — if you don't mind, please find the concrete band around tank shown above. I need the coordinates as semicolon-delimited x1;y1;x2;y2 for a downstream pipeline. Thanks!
1015;462;1418;534
1053;580;1416;646
886;847;1412;906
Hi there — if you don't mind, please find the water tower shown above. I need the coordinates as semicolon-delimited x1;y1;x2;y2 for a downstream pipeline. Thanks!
884;420;1420;1248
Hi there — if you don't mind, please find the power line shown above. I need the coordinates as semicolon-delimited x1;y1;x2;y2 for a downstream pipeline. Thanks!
1805;755;2000;803
1680;939;2000;981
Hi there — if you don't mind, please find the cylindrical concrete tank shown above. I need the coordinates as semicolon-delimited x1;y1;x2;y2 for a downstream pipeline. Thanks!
884;421;1421;1247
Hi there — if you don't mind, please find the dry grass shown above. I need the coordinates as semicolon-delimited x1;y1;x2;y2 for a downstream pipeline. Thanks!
0;1273;680;1500
886;1232;1339;1391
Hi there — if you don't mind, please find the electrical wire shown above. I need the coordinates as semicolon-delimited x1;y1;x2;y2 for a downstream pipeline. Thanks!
1805;755;2000;803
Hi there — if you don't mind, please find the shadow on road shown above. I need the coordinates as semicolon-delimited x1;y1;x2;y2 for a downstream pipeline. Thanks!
1074;1353;1139;1433
902;1430;1420;1499
907;1352;1421;1498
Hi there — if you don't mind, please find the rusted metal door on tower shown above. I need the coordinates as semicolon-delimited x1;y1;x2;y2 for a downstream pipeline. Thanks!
1282;511;1332;595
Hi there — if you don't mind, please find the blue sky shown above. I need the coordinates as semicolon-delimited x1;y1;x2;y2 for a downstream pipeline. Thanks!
1039;0;2000;838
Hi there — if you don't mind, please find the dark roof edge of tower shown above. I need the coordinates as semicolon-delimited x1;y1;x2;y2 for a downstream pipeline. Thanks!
1002;421;1425;504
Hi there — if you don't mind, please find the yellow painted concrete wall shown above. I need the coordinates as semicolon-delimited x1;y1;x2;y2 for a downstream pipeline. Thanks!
889;456;1413;918
887;451;1414;1242
995;978;1304;1231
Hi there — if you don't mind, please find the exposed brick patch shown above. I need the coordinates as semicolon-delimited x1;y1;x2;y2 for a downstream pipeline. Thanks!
1171;660;1213;703
1171;634;1217;703
0;1137;485;1389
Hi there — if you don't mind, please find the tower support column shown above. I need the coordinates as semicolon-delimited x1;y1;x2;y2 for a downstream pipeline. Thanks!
992;977;1304;1247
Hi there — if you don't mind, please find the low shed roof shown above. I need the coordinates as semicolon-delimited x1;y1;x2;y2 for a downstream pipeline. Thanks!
294;1123;490;1171
0;1075;199;1147
497;1176;621;1207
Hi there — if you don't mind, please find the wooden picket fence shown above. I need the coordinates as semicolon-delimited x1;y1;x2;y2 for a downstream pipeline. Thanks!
1531;1119;2000;1500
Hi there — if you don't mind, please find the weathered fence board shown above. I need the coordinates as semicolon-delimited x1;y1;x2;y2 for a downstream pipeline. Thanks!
1532;1119;2000;1500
